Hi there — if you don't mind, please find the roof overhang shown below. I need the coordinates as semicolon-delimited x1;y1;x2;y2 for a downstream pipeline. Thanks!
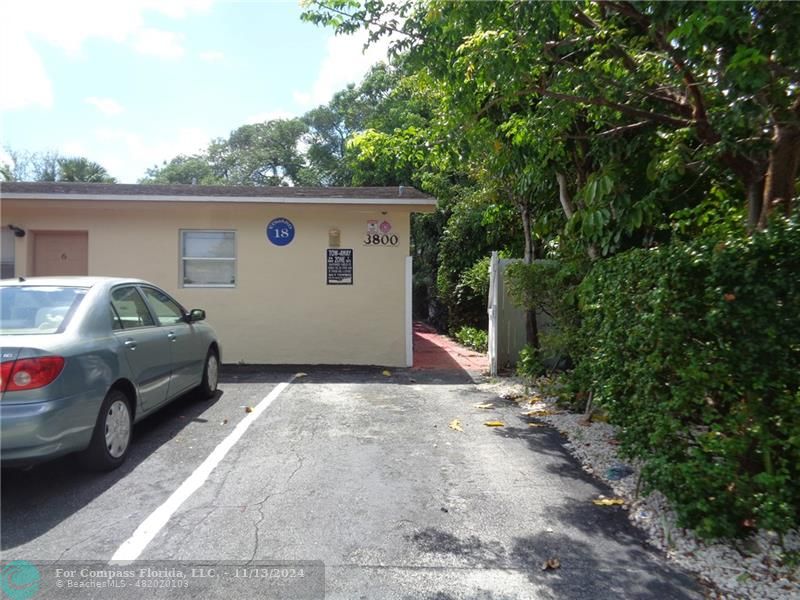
1;191;437;208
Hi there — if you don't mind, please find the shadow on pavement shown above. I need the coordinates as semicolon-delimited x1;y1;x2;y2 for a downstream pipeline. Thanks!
0;388;223;550
428;411;704;599
407;527;702;599
220;364;477;386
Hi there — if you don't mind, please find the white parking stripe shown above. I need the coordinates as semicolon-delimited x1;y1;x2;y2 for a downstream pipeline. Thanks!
110;378;294;562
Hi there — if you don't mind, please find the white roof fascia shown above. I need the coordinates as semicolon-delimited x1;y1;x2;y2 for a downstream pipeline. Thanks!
0;192;437;206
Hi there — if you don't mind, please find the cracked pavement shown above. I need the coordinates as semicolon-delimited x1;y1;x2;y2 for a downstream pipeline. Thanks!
1;366;703;599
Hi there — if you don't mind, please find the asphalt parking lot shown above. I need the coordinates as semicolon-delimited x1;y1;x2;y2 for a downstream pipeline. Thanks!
1;365;702;599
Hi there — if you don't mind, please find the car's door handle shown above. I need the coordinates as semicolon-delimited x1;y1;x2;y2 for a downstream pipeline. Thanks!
167;332;177;342
124;339;137;350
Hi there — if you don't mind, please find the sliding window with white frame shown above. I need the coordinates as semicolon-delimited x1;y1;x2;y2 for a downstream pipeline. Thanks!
180;230;236;287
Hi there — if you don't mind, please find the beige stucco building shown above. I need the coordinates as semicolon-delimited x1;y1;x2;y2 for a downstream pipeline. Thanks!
0;182;436;367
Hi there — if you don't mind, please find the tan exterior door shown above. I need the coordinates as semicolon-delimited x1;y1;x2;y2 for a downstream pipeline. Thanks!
33;231;88;276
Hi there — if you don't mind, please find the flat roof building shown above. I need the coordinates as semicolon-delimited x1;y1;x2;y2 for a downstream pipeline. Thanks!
1;182;436;367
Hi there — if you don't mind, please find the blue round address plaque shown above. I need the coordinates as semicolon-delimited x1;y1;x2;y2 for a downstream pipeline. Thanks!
266;218;295;246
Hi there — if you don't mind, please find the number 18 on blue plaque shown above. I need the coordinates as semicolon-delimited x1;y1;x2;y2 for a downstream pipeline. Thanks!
267;218;295;246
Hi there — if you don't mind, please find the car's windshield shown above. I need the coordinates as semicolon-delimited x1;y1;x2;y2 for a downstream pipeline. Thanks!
0;286;88;334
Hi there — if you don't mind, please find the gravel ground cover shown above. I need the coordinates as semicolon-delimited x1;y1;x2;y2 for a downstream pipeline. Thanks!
478;376;800;600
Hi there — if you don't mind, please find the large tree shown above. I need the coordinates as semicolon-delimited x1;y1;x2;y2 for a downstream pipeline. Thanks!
141;154;221;185
1;149;115;183
142;118;309;186
57;157;116;183
303;0;800;232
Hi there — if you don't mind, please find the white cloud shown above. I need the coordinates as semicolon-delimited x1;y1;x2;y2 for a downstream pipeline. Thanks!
0;0;212;111
3;2;144;57
245;110;295;124
85;96;125;116
133;28;185;59
199;50;224;63
59;141;89;157
93;126;210;182
292;30;391;109
0;27;53;110
142;0;213;20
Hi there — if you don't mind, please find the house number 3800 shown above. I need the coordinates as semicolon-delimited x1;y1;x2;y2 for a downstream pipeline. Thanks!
363;233;399;246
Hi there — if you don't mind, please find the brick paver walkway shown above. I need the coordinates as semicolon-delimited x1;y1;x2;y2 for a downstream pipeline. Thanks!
412;322;489;373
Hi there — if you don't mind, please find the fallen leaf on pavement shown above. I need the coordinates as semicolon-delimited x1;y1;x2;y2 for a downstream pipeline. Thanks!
499;391;522;401
245;406;254;414
474;403;494;409
528;423;545;428
541;558;561;571
382;370;392;377
592;497;625;506
449;419;463;432
484;421;505;427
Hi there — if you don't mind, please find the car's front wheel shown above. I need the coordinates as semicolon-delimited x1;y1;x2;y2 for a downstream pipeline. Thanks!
79;389;132;471
199;348;219;399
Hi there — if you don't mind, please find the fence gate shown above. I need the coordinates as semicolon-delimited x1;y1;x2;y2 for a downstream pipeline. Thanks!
487;252;527;376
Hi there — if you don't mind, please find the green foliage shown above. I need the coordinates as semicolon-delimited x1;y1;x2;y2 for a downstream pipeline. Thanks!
56;157;116;183
437;193;521;329
505;258;588;365
576;217;800;538
453;326;487;354
516;344;544;379
141;154;221;185
459;256;491;299
143;119;308;186
2;148;115;183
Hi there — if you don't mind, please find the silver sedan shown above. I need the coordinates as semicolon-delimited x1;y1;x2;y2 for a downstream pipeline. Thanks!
0;277;221;470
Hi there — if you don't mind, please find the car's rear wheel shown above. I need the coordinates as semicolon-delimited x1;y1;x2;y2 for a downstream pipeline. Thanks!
79;389;132;471
199;348;219;399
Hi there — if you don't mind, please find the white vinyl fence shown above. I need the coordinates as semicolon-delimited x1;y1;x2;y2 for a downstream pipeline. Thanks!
487;252;555;376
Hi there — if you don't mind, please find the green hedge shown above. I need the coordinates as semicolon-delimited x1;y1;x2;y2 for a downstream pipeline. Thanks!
453;326;488;353
576;217;800;538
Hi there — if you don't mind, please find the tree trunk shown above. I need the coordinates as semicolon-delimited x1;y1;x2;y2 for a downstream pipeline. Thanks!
747;175;765;232
521;203;540;349
759;120;800;228
556;172;575;219
556;172;598;259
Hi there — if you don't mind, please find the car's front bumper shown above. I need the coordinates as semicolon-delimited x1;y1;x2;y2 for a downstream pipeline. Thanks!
0;391;101;463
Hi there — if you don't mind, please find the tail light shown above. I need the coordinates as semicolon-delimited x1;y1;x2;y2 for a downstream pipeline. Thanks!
0;356;65;392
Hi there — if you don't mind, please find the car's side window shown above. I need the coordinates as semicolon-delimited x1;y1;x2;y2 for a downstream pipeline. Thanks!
140;287;185;326
110;286;155;329
110;305;123;330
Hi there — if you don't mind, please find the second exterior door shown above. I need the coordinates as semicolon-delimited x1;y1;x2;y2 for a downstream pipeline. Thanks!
33;231;88;276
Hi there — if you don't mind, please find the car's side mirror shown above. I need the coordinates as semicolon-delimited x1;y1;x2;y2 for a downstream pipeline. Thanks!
187;308;206;322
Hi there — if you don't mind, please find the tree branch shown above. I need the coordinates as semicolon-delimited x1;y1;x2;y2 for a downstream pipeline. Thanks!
477;83;691;128
306;1;421;41
597;120;653;136
534;86;691;127
571;5;639;73
556;172;576;219
601;1;717;142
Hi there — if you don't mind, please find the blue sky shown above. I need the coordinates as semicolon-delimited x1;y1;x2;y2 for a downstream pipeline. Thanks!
0;1;389;182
